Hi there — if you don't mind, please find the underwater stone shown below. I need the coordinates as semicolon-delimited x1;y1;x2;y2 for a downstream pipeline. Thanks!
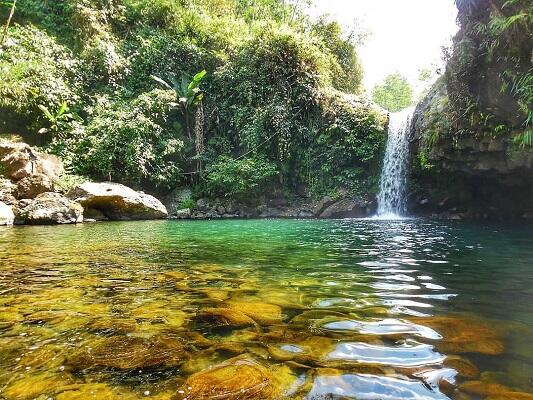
198;307;256;327
224;300;283;325
67;336;187;370
172;356;275;400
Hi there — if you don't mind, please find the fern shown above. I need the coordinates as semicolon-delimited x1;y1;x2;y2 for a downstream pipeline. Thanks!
514;129;533;148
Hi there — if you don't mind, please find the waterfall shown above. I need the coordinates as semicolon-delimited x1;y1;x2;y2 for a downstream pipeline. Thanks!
376;107;414;219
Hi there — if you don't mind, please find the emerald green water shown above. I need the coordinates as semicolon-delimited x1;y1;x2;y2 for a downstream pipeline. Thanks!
0;219;532;399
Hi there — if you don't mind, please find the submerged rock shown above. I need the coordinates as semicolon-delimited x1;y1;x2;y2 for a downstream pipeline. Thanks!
17;192;83;224
172;356;275;400
67;336;187;370
68;182;167;220
2;372;74;400
224;300;283;325
460;380;533;399
0;201;14;225
198;308;256;327
414;316;504;355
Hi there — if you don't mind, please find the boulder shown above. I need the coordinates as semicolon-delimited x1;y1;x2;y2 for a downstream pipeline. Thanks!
313;196;336;216
14;173;53;199
17;192;83;225
319;198;369;219
0;178;17;205
67;182;168;220
175;208;192;219
0;141;63;181
0;201;15;225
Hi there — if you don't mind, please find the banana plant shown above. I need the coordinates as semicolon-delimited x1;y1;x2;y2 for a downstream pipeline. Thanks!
38;101;80;139
151;70;207;139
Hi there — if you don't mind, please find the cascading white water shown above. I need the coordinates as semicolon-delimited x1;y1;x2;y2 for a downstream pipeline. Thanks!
376;107;415;219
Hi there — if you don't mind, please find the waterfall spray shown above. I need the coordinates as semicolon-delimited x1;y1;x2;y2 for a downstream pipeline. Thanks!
376;107;414;219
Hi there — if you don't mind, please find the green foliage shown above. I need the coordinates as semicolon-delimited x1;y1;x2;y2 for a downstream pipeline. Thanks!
513;129;533;148
2;0;386;200
178;198;196;210
37;101;81;139
311;18;363;94
0;24;80;135
68;89;185;189
204;155;278;199
53;173;88;193
372;73;413;112
446;0;532;142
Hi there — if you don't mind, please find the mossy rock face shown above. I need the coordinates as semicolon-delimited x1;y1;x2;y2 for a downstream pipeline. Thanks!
172;356;275;400
67;336;188;370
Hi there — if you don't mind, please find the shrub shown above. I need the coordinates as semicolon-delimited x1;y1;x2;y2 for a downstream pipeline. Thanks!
0;24;80;136
68;89;185;189
204;156;278;199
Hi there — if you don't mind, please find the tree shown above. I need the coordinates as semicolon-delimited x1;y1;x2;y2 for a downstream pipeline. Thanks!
371;73;413;112
0;0;16;49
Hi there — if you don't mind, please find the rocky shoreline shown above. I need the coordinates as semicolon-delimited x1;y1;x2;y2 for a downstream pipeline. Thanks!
0;141;168;226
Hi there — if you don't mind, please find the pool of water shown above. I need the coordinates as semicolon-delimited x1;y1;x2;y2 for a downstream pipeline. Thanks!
0;219;532;399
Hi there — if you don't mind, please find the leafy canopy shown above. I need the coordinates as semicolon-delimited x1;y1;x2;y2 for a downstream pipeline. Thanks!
371;73;413;112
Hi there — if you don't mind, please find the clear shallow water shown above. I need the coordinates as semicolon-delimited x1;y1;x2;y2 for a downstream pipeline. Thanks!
0;219;532;399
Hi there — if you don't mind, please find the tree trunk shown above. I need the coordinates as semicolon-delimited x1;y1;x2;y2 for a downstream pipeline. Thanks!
0;0;17;49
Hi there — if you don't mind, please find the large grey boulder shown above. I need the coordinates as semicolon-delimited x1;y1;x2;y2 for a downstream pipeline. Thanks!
67;182;168;220
17;192;83;225
0;201;15;225
0;141;63;181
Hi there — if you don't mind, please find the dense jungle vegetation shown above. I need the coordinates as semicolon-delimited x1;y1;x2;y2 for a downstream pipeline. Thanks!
414;0;532;164
0;0;388;201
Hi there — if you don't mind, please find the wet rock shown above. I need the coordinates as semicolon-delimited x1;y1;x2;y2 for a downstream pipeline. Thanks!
199;308;256;327
0;201;14;225
0;141;63;181
172;356;275;400
67;336;187;370
17;192;83;224
414;316;504;355
224;300;283;325
14;173;54;199
67;182;167;220
319;198;369;219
